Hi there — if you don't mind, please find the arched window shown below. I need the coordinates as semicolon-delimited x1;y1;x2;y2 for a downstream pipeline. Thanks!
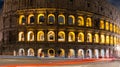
68;32;75;42
19;15;26;25
18;32;24;41
48;14;55;24
86;17;92;27
27;31;34;41
48;31;55;41
110;23;113;31
58;15;65;25
78;32;84;42
100;20;104;29
28;14;35;24
106;35;109;44
87;33;92;42
58;31;65;42
37;31;44;41
100;34;105;44
38;14;45;24
113;25;116;32
94;34;99;43
68;15;75;25
27;48;34;56
114;36;117;45
110;36;113;45
78;16;84;26
105;21;109;30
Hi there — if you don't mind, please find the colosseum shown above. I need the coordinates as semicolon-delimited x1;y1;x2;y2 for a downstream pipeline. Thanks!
0;0;120;58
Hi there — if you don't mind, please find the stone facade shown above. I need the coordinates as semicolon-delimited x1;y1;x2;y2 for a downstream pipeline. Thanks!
0;0;120;58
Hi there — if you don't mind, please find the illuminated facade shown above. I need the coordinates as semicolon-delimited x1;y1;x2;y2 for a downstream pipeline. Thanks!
0;0;120;58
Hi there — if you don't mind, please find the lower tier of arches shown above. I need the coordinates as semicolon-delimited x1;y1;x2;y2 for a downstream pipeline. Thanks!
13;48;114;59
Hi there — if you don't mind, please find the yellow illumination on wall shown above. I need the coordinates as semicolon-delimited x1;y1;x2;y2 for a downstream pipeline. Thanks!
37;14;44;24
78;32;84;42
106;35;109;44
47;31;55;41
58;31;65;42
37;31;44;41
18;32;24;41
19;15;25;25
100;20;104;29
58;15;65;24
110;36;113;45
105;21;109;30
114;36;117;45
94;34;99;43
27;31;34;41
110;23;113;31
68;15;75;25
87;33;92;42
86;17;92;27
78;16;84;26
28;14;34;24
100;34;105;44
68;32;75;42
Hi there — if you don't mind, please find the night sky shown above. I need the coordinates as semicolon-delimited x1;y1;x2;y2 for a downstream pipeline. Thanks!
0;0;119;9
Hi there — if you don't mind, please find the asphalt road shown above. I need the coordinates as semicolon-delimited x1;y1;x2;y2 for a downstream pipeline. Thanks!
0;58;120;67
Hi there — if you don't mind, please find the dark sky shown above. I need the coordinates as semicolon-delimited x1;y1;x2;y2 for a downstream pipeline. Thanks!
0;0;119;9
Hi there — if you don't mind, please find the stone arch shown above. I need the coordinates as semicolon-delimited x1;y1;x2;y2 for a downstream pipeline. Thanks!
94;49;99;59
48;48;55;58
19;48;25;56
86;49;92;58
68;49;75;58
27;48;34;56
57;49;65;57
78;49;84;59
37;48;44;58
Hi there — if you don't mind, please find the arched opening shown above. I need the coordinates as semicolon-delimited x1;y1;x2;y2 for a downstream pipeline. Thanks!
27;31;34;41
100;20;104;29
19;15;26;25
68;49;75;58
68;32;75;42
58;15;65;25
94;33;99;43
18;32;24;41
48;14;55;24
38;14;45;24
110;23;113;31
78;16;84;26
87;33;92;43
57;49;65;57
27;48;34;56
68;15;75;25
86;49;92;59
105;21;109;30
38;49;44;58
78;49;84;59
78;32;84;42
48;31;55;41
100;49;105;58
58;31;65;42
28;14;35;24
106;35;109;44
106;49;109;58
94;49;99;59
100;34;105;44
37;31;44;41
48;49;55;58
19;48;25;56
86;17;92;27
